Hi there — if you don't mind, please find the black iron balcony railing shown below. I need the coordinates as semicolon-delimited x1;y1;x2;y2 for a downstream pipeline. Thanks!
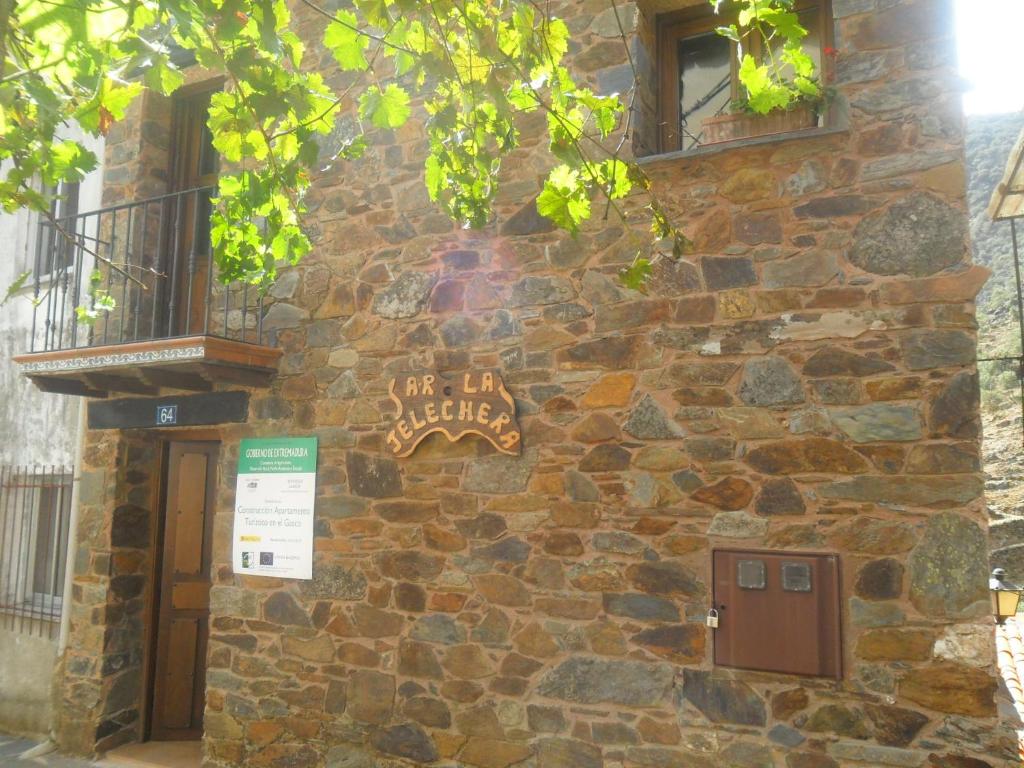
30;185;265;353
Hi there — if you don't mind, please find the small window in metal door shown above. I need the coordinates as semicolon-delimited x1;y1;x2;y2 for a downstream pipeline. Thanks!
782;562;813;592
737;559;766;589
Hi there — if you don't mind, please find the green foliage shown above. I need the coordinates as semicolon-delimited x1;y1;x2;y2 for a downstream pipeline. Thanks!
74;269;116;322
537;166;591;235
324;10;369;70
619;258;651;291
3;0;683;314
711;0;822;115
978;314;1024;411
359;84;411;129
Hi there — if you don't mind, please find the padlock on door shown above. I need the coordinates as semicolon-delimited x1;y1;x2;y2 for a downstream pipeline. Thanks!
706;608;720;629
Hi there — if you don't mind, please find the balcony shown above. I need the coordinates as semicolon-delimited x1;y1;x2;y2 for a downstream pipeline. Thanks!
13;186;281;398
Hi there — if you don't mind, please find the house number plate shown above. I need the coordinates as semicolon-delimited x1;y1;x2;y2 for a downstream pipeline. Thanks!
156;404;179;425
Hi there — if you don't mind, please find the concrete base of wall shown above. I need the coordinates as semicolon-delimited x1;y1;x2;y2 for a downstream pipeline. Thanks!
0;626;58;738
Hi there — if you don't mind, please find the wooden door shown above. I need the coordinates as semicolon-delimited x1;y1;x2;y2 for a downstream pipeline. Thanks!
150;441;219;741
168;88;219;337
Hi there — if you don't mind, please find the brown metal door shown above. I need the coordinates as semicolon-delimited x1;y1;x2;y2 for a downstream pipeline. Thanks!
712;549;842;678
150;441;218;740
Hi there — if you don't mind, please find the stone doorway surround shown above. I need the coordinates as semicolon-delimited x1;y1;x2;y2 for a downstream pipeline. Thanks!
54;426;228;757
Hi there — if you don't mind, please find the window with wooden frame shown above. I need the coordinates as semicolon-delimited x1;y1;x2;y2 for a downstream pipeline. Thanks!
657;0;832;153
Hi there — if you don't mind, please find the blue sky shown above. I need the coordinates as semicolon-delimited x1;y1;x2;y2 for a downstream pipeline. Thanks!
956;0;1024;114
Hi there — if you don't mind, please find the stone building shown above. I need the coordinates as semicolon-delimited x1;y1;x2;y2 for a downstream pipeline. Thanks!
0;126;103;737
9;0;1019;766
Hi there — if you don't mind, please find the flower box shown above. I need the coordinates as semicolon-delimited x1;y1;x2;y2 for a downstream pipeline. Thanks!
700;105;819;146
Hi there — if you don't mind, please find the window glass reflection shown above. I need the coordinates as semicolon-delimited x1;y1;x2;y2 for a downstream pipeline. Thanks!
677;31;732;150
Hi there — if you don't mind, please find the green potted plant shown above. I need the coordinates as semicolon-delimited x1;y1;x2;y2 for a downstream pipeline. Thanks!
701;0;827;144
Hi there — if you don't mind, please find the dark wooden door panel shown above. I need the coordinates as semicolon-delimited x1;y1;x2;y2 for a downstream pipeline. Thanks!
163;619;200;729
150;441;218;741
712;549;842;679
172;453;207;574
172;582;210;611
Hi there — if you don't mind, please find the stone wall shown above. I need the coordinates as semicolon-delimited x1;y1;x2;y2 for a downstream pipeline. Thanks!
56;431;160;754
100;88;172;207
54;0;1020;765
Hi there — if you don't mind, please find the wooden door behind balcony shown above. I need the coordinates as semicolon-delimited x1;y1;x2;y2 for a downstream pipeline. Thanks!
169;87;219;337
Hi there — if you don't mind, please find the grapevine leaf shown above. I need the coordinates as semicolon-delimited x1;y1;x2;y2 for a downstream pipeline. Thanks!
536;165;590;235
359;84;411;129
619;258;652;291
325;11;370;71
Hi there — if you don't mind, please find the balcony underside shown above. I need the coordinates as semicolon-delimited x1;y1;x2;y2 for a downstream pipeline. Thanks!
14;336;281;398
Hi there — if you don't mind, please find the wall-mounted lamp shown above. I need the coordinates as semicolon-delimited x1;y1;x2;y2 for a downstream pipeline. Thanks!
991;568;1022;625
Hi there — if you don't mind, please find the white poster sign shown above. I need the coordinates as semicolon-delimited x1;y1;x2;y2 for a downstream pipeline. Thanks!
232;437;317;580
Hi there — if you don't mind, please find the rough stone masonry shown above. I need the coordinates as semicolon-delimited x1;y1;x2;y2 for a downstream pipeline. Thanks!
52;0;1021;766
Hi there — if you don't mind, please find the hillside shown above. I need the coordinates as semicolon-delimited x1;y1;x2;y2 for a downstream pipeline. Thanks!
968;113;1024;388
966;111;1024;571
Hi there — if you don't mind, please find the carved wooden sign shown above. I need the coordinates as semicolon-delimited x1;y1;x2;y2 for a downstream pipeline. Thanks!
386;369;521;457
